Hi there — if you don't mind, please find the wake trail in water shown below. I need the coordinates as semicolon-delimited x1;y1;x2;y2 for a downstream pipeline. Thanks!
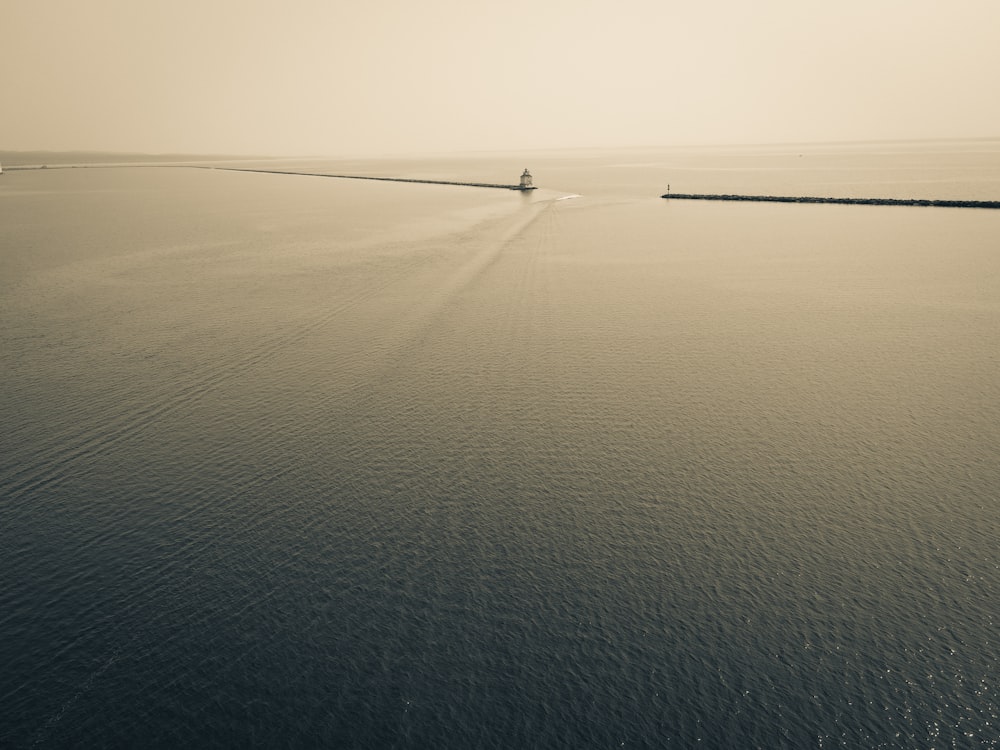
29;645;122;747
338;200;556;406
0;201;551;507
0;201;562;712
140;200;557;540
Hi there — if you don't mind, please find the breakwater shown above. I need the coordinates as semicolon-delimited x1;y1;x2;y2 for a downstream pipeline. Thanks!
661;193;1000;209
206;166;536;191
3;163;536;191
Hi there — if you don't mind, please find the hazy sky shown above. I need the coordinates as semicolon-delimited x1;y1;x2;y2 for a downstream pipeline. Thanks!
4;0;999;156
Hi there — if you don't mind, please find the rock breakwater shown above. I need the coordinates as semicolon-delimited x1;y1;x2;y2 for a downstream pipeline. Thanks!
661;193;1000;209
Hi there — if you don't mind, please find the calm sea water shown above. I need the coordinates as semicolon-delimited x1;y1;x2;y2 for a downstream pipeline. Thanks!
1;142;998;748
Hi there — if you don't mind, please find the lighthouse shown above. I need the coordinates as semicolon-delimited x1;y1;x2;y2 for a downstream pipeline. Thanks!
519;168;533;189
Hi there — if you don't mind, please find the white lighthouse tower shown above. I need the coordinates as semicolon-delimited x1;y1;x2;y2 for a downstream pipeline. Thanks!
519;168;533;189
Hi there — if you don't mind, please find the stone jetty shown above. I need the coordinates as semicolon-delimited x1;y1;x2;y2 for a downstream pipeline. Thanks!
661;193;1000;209
3;163;537;191
208;166;536;191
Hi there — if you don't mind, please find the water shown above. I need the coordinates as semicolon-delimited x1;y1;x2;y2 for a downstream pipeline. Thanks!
1;142;998;748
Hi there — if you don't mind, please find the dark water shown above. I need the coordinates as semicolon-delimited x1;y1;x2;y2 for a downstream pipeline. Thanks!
1;143;998;748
